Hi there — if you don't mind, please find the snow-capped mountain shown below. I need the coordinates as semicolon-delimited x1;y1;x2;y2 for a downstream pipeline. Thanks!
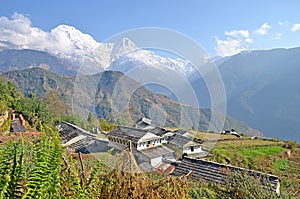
108;38;194;76
0;19;195;76
46;25;114;74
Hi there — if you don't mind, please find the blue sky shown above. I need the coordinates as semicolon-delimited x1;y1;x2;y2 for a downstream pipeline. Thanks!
0;0;300;57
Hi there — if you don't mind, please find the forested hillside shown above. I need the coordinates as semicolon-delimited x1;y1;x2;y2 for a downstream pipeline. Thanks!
1;68;261;136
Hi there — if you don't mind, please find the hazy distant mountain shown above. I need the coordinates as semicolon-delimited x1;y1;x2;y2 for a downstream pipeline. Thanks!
0;49;78;75
0;68;260;136
191;47;300;142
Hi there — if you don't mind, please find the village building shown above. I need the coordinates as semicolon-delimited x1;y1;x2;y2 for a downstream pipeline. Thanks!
57;121;118;154
107;126;168;150
107;125;175;171
136;145;174;168
173;129;194;138
166;133;204;158
57;121;281;194
135;117;152;128
221;129;241;137
135;117;170;136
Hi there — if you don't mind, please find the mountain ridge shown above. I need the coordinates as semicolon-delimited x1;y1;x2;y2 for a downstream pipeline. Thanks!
0;68;261;137
191;47;300;142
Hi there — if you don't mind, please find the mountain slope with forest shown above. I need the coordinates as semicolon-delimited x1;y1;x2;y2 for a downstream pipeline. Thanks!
0;49;78;75
1;68;261;136
191;47;300;142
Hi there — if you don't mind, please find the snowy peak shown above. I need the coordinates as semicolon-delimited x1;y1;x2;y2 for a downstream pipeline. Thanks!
51;24;99;54
48;25;114;72
108;44;194;76
121;37;136;47
110;37;139;62
0;12;195;76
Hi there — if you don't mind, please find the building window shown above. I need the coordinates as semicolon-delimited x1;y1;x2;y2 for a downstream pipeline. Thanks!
191;146;194;152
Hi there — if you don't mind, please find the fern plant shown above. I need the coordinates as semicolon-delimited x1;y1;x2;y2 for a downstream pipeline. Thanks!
0;135;25;199
22;130;62;199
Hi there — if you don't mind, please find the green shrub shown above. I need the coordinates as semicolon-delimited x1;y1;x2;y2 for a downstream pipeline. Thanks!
284;140;297;151
273;158;288;171
216;172;279;199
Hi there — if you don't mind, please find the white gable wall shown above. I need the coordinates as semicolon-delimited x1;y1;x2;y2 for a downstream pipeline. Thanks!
137;132;165;150
150;156;162;167
137;138;165;150
183;145;202;154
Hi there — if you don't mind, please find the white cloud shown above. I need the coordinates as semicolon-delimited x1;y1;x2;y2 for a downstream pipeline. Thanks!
225;29;249;38
214;37;250;57
278;20;289;26
0;13;100;57
245;38;253;43
272;32;282;40
254;23;271;35
214;29;252;57
291;24;300;32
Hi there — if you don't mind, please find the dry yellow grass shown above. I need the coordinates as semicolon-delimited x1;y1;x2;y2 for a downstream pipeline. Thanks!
192;131;240;140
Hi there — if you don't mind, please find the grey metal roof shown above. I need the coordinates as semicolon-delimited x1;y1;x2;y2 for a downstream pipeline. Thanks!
140;145;174;159
139;162;153;171
168;133;194;147
58;122;96;144
107;126;149;143
146;126;169;136
172;157;280;193
68;137;115;154
173;129;187;135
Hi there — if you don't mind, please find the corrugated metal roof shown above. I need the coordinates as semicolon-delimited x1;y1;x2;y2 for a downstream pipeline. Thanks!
107;126;164;144
168;133;201;147
172;157;280;193
140;145;174;159
168;133;192;147
139;162;153;171
108;126;149;143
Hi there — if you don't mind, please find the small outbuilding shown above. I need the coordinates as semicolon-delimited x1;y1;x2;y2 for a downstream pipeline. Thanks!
167;133;203;158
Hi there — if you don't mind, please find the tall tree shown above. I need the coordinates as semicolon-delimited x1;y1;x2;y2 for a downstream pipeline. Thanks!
87;112;98;127
43;91;71;119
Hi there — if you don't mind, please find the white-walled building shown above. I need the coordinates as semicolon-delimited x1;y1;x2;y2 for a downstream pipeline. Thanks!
167;133;203;155
137;145;174;167
107;126;167;151
107;126;174;171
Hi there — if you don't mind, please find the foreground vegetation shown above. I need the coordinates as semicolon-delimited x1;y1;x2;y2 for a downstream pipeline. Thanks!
0;131;191;198
0;130;285;199
1;78;299;198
